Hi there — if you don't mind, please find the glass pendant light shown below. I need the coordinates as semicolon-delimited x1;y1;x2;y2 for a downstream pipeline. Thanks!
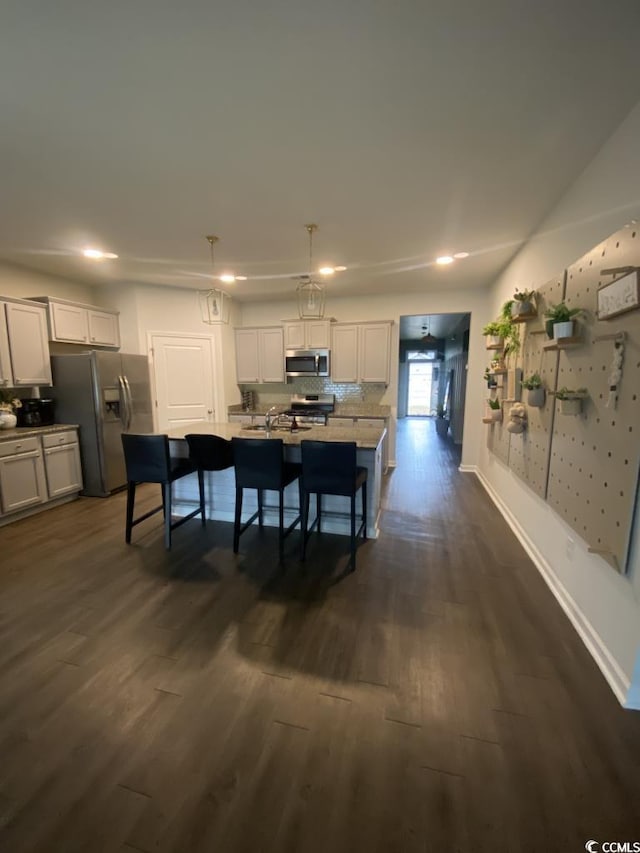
199;234;231;325
296;224;326;319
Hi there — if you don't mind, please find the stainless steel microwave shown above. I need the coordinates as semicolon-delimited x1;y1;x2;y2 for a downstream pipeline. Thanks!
285;349;330;378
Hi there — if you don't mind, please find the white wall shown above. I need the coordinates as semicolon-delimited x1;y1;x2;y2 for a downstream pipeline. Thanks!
241;288;491;469
0;261;97;303
480;99;640;707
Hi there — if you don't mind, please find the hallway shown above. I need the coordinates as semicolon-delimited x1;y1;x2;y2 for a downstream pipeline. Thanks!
0;423;639;852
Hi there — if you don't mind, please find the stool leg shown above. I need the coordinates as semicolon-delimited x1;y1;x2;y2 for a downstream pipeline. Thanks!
301;491;310;561
317;493;321;534
350;493;357;570
362;481;368;541
278;488;285;563
233;487;243;553
258;490;264;528
197;469;206;526
125;482;135;543
163;482;172;550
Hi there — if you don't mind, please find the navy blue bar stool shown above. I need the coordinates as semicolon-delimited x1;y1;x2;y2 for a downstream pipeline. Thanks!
231;437;301;562
121;433;203;550
185;434;234;523
300;440;368;570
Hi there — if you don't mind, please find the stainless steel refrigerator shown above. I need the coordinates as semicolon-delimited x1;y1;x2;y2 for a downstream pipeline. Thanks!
50;352;154;496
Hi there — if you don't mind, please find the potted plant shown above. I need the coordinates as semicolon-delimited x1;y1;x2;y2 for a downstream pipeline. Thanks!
435;403;449;436
482;321;504;349
544;303;582;340
555;387;588;415
485;397;502;423
522;372;545;407
0;391;21;429
511;289;537;318
484;367;498;389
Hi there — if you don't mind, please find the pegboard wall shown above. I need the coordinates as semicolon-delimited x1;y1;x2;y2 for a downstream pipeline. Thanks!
508;275;564;499
546;224;640;572
486;411;511;466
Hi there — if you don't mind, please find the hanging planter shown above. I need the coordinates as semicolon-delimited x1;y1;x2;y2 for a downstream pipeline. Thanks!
555;387;588;415
511;289;537;319
483;399;502;423
527;387;546;407
544;302;582;340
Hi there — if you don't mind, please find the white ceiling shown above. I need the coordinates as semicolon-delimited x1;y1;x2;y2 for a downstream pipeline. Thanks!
399;313;468;341
2;1;640;302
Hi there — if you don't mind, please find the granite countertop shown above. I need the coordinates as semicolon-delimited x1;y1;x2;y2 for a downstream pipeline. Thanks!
228;403;390;418
169;421;386;450
0;423;80;441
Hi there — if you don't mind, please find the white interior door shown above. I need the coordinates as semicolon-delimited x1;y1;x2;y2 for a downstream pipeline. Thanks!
150;334;216;431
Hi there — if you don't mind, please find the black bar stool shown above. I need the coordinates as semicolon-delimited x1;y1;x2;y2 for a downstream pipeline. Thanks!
300;440;368;570
231;437;301;562
121;433;203;550
185;434;234;524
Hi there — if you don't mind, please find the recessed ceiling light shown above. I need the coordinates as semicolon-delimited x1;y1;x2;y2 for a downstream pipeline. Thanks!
319;266;335;276
453;251;469;259
436;255;454;265
334;265;347;272
219;273;236;283
82;248;118;260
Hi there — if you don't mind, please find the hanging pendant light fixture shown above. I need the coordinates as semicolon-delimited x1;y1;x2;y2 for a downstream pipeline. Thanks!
296;224;326;319
199;234;231;324
421;317;438;345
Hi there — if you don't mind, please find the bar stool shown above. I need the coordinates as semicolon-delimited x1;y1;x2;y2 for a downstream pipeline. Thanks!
121;433;203;550
231;437;302;562
300;440;368;570
185;434;234;524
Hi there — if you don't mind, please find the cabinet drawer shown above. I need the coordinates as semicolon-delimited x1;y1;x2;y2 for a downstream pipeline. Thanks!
42;431;78;449
0;436;40;457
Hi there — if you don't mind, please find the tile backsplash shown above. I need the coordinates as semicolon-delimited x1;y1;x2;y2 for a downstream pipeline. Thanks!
239;378;387;406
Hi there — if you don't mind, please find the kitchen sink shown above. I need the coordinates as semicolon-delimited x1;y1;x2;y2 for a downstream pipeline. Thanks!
241;424;312;432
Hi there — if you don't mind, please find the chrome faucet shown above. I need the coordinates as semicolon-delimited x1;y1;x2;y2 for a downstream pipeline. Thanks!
265;406;280;435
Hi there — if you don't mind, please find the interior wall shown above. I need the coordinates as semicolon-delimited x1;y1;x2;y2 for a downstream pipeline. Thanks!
240;288;491;470
0;261;97;304
480;98;640;706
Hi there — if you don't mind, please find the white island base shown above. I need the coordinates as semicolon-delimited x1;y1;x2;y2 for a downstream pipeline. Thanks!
167;422;387;539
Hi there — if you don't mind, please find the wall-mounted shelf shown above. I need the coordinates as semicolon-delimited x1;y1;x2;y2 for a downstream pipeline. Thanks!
511;311;538;323
543;336;581;351
486;343;504;351
490;368;508;375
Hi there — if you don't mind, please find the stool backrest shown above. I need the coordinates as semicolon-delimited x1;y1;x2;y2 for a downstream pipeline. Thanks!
185;434;234;471
301;440;357;494
122;433;171;483
232;438;285;490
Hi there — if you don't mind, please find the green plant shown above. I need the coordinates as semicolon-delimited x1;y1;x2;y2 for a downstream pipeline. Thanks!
513;289;536;302
436;403;447;418
522;372;542;390
487;397;501;410
555;387;587;400
482;321;503;337
500;300;514;319
544;302;582;323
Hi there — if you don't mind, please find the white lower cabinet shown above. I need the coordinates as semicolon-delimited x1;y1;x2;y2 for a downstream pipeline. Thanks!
43;431;83;498
0;437;48;514
0;429;83;520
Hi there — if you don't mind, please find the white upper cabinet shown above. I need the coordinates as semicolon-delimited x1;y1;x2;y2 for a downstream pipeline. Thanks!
4;301;52;386
235;327;284;384
31;297;120;348
331;322;392;384
87;309;120;347
283;320;331;350
0;304;14;388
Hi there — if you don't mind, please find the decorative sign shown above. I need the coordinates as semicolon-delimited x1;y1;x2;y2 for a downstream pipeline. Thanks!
597;270;639;320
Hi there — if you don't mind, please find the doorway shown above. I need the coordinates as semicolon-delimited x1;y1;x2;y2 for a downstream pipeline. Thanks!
407;357;437;416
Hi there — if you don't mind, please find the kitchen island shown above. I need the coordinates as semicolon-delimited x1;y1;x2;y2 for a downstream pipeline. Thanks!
167;421;387;538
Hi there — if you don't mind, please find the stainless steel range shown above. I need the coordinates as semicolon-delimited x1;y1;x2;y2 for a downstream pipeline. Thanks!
278;393;335;427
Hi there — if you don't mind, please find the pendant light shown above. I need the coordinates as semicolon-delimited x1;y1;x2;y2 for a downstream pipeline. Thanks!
199;234;231;325
296;224;326;319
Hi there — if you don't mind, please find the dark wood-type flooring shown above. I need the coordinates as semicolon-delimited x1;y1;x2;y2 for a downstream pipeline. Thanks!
1;418;639;852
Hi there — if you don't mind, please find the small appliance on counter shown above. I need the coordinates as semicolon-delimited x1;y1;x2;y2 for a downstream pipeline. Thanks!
17;398;55;427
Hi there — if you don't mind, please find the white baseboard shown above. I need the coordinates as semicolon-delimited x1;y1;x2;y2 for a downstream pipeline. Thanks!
474;467;634;709
458;464;476;473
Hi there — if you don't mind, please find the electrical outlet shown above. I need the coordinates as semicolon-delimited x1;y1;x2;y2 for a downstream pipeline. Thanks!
566;537;575;560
